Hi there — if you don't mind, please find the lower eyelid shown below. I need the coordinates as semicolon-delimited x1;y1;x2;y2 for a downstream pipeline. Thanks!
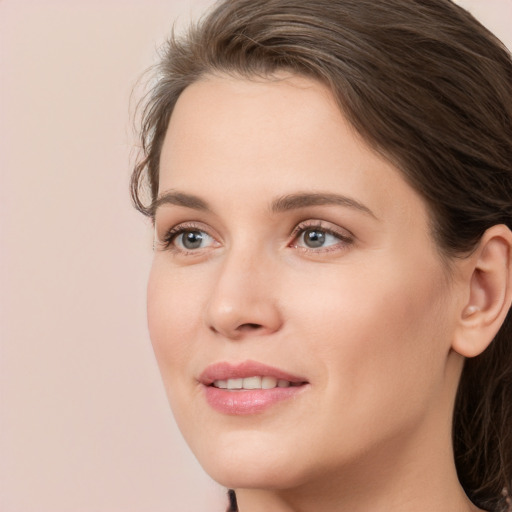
293;238;350;250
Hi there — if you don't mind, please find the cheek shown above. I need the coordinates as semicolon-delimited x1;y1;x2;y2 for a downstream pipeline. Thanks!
272;258;453;470
288;255;452;408
147;260;204;373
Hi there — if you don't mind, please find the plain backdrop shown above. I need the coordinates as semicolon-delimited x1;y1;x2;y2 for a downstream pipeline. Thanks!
1;1;511;511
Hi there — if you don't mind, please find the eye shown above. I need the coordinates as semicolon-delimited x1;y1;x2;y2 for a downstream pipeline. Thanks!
299;228;337;248
158;222;219;254
174;229;214;250
291;222;353;252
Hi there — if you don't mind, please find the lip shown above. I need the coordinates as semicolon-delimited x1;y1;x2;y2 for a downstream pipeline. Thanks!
199;360;307;385
199;360;309;415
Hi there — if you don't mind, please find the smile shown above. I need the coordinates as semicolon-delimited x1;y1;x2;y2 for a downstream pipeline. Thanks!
212;376;299;390
200;361;309;415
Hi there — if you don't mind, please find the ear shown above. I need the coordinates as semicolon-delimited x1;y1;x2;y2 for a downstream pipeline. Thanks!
452;224;512;358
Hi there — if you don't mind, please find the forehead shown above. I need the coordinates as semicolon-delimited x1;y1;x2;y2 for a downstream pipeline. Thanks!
158;73;428;226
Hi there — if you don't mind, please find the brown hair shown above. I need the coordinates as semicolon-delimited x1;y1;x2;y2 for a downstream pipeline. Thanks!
131;1;512;510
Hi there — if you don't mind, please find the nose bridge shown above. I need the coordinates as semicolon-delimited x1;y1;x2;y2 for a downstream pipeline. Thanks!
205;239;282;338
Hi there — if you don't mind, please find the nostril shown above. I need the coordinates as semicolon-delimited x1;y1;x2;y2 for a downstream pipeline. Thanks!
208;323;262;336
238;323;263;331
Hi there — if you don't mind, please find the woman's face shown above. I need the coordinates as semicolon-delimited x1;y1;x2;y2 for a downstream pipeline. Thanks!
148;74;462;489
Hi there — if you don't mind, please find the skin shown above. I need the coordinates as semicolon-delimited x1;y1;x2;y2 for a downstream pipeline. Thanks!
147;74;486;512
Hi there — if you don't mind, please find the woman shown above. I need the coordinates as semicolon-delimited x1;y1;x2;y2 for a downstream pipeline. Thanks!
131;1;512;511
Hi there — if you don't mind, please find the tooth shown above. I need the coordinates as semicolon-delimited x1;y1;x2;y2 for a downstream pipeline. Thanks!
277;380;290;388
262;376;277;389
227;378;243;390
214;380;227;389
243;376;262;389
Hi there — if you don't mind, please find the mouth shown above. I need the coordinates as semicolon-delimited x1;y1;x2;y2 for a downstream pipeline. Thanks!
211;376;303;390
199;360;309;415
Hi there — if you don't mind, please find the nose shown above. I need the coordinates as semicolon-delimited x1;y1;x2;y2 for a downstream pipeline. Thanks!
204;248;283;340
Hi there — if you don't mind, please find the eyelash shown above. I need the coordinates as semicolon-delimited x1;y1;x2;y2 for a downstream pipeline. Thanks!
157;220;354;255
159;222;213;254
291;221;354;253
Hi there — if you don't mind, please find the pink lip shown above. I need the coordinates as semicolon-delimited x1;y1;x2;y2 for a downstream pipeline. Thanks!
199;360;306;385
199;360;309;416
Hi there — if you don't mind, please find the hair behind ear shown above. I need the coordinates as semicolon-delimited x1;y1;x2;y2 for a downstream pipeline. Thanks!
453;310;512;512
452;226;512;511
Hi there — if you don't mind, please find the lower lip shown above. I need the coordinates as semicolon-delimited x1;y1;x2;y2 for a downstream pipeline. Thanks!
204;385;307;415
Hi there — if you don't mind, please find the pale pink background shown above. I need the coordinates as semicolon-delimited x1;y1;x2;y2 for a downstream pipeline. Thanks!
0;1;510;511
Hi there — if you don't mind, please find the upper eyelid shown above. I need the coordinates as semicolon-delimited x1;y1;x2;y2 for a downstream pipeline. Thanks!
158;218;351;235
157;220;212;240
292;219;354;239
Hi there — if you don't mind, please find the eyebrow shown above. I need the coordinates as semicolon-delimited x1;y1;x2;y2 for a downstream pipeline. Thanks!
151;191;211;217
152;190;376;219
271;192;376;218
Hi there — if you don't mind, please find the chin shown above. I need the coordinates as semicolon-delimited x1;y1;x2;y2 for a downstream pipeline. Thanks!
185;428;314;490
204;458;309;491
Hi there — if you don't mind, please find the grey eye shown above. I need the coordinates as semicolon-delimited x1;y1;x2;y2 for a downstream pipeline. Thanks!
182;231;204;249
174;230;214;250
295;227;346;250
302;229;326;248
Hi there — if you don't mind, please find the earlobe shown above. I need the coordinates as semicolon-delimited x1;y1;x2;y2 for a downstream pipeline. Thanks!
452;224;512;358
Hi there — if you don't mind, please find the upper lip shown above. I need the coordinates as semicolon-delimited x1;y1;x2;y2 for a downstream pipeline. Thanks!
199;360;307;385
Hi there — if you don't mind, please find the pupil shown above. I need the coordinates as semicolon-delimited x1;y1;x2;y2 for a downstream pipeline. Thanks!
183;231;203;249
304;229;325;248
